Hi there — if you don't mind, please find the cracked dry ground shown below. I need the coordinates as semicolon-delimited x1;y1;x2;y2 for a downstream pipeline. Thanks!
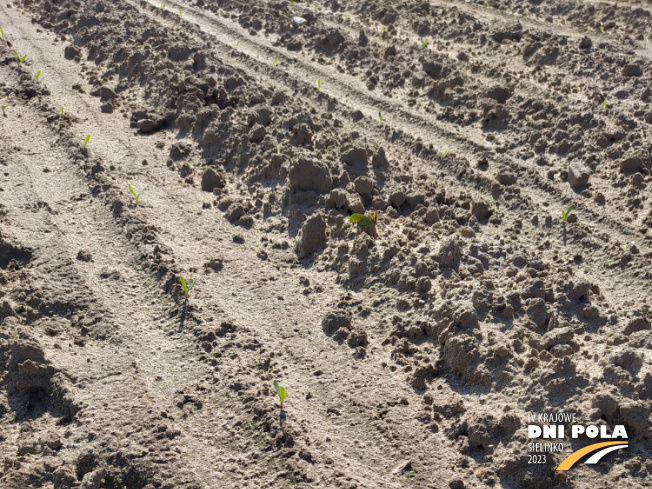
0;0;651;488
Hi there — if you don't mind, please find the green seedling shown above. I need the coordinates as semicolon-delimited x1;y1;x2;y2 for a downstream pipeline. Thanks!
160;3;165;8
440;150;450;157
1;104;7;115
271;56;280;67
318;78;321;89
32;70;41;80
83;134;90;148
601;100;607;108
600;26;604;33
378;111;384;121
128;184;147;205
60;106;64;118
380;26;385;33
344;16;349;21
179;9;182;17
14;50;27;63
350;212;378;239
234;41;239;49
422;38;428;47
561;205;573;222
273;380;287;409
179;276;197;298
0;25;4;39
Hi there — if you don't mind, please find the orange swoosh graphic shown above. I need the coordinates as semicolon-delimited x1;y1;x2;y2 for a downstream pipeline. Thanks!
556;441;628;471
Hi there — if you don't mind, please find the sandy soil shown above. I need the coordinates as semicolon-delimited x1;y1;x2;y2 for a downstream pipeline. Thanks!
0;0;651;488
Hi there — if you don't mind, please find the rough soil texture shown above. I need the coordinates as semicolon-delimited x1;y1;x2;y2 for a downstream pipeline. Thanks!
1;0;651;488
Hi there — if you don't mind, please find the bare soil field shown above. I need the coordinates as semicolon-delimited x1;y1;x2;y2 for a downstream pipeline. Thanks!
1;0;651;488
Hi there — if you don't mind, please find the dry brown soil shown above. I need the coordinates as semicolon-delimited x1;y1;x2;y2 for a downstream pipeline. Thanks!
1;1;651;488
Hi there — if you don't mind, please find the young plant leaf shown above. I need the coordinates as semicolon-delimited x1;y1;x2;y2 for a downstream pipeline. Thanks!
271;56;280;67
440;150;450;157
128;184;147;205
60;106;64;117
83;134;90;148
1;104;7;114
318;79;321;89
0;26;4;39
33;70;41;80
562;205;573;221
349;213;375;227
14;50;27;63
273;380;287;409
234;41;239;49
179;9;182;17
601;100;607;108
380;26;385;33
378;111;384;121
180;276;197;298
422;38;428;47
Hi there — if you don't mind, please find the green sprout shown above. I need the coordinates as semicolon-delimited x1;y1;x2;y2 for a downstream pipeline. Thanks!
83;134;90;148
0;25;4;39
273;380;287;410
344;16;349;21
378;111;384;122
160;3;165;8
32;70;41;80
234;41;239;49
350;212;378;239
600;26;604;33
14;50;27;63
128;184;147;205
440;150;450;157
271;56;280;67
1;104;7;115
60;106;64;118
601;100;607;108
422;38;428;47
561;205;573;222
179;276;197;298
380;26;385;33
318;79;321;89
